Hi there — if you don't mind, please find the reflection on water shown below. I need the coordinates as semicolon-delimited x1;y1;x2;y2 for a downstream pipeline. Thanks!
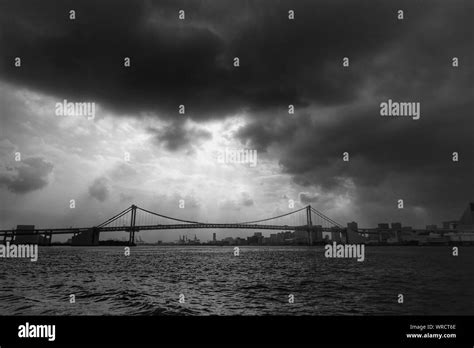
0;246;473;315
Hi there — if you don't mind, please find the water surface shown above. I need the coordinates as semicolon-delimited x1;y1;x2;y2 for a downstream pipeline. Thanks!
0;246;472;315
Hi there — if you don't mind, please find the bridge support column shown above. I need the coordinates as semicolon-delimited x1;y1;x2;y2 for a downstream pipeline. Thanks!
91;228;100;245
43;230;52;246
306;205;313;245
129;205;137;246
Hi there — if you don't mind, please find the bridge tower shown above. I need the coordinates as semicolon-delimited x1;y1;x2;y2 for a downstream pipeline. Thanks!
44;230;53;246
128;204;137;246
306;205;313;245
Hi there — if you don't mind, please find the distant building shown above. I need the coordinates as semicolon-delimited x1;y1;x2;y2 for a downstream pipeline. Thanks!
294;230;308;244
346;222;366;243
247;232;264;245
445;203;474;243
72;229;100;246
223;237;234;244
412;233;429;245
458;202;474;231
235;237;247;245
400;227;415;242
270;233;278;244
448;232;474;243
13;225;39;244
330;231;341;242
348;222;358;231
443;221;458;229
426;232;450;245
213;233;216;242
310;229;323;243
391;222;402;230
389;223;402;242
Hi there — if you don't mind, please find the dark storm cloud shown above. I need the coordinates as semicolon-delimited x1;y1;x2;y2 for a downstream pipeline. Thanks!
1;0;473;226
228;1;473;225
236;111;299;152
0;157;54;194
0;0;430;118
147;122;212;151
299;192;319;205
238;97;474;223
88;177;109;202
218;192;254;210
240;192;254;207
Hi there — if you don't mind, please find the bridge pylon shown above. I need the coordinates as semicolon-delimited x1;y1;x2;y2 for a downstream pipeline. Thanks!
306;205;313;245
128;205;137;246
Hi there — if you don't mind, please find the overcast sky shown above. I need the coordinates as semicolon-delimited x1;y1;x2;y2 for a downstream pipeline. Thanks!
0;0;473;242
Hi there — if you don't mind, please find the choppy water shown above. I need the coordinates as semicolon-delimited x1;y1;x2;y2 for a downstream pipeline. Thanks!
0;246;473;315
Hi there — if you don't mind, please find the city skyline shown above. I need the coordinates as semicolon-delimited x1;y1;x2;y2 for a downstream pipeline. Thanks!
2;201;473;244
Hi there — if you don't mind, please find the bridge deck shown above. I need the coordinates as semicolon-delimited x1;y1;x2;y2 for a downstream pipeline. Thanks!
0;224;345;235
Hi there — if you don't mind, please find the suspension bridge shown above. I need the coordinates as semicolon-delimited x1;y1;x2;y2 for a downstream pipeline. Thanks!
0;204;356;246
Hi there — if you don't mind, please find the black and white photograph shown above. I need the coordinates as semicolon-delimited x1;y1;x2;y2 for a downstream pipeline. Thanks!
0;0;473;345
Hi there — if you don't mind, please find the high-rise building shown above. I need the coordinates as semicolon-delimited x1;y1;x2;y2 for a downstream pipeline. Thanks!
270;233;277;244
346;222;366;243
391;222;402;230
348;222;358;231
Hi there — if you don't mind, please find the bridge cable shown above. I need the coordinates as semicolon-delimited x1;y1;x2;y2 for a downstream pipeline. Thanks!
310;207;343;228
136;206;205;225
311;207;342;227
96;206;132;228
234;206;307;225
